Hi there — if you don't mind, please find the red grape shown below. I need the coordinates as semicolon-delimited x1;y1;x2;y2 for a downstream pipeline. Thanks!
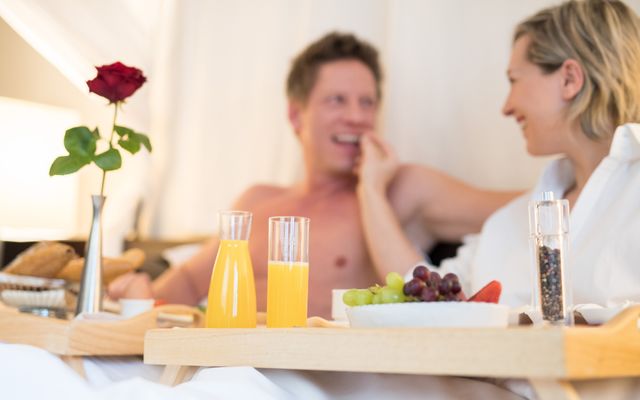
413;265;430;281
403;278;426;296
420;286;438;302
439;273;459;294
438;279;452;295
428;271;441;288
443;273;458;282
444;292;460;301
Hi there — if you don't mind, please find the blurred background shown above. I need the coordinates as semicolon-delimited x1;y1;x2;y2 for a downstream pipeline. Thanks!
1;0;638;257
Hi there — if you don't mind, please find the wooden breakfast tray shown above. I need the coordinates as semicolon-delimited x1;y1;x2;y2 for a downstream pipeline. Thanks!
144;306;640;400
0;303;203;376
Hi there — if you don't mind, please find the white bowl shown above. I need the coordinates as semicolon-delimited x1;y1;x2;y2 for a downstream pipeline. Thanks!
119;298;155;318
346;302;510;328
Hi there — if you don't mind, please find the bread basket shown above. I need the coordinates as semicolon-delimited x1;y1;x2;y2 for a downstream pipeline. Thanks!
0;272;74;311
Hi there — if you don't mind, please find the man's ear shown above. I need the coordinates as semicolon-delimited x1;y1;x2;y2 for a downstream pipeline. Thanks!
288;100;303;135
560;59;584;101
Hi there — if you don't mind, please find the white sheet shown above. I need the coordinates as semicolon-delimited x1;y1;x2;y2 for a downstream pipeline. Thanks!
1;343;290;399
4;342;640;399
0;343;522;400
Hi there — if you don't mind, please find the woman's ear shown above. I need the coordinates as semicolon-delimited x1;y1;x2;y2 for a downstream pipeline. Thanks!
288;101;302;135
560;59;585;101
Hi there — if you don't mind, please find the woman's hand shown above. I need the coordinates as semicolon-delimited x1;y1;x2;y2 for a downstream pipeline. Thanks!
355;134;399;194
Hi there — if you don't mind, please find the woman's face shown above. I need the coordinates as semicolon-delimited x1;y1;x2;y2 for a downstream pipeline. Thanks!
502;36;571;156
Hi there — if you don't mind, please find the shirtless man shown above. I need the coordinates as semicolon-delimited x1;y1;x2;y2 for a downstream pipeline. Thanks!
110;32;519;318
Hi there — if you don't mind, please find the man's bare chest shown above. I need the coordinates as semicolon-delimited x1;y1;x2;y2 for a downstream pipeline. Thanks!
247;197;370;272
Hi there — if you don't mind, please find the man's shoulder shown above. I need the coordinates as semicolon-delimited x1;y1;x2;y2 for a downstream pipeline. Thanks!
233;184;289;208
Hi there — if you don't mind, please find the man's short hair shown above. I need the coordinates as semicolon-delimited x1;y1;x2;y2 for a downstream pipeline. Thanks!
286;32;383;104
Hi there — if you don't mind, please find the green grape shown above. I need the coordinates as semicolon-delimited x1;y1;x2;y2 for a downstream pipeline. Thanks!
371;293;382;304
380;286;406;304
385;272;405;291
342;289;359;306
354;289;374;305
369;284;382;294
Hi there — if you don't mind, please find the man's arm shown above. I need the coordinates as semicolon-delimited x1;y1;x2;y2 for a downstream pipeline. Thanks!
151;237;219;304
152;184;281;303
109;185;274;304
107;232;220;305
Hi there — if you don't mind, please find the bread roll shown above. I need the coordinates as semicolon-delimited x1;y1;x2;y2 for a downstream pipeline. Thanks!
3;242;77;278
56;248;145;284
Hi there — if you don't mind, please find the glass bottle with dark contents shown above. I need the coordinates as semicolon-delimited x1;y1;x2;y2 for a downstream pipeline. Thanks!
528;191;573;326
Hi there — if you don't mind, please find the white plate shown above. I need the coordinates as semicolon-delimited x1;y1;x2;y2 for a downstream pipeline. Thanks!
346;302;510;328
573;302;639;325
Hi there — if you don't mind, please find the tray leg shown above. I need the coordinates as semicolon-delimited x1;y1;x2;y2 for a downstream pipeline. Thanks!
160;364;197;386
529;378;579;400
61;355;85;379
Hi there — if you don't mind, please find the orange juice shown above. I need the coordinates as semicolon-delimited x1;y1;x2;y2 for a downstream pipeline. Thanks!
266;261;309;327
206;239;257;328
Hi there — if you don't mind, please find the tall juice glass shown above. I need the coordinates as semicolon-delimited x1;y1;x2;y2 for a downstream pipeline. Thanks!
267;216;310;328
206;211;257;328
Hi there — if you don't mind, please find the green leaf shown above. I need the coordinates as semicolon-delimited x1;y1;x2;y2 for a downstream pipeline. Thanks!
114;125;152;154
94;148;122;171
91;127;101;139
64;126;96;161
49;155;88;176
114;125;134;138
118;136;141;154
134;132;152;152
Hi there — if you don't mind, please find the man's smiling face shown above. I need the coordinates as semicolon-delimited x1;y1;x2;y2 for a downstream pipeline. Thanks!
290;59;379;176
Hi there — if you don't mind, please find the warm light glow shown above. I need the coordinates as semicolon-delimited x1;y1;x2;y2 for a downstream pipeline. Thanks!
0;96;80;241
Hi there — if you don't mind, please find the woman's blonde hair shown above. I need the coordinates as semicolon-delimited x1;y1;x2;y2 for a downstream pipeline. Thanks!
514;0;640;140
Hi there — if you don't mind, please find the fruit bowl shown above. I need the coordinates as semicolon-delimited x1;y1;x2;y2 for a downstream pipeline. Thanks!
346;301;510;328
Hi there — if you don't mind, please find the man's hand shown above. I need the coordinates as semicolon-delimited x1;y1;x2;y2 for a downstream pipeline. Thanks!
355;135;399;194
107;271;153;300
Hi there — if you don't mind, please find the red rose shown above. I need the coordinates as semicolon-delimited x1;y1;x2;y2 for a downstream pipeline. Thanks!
86;62;146;103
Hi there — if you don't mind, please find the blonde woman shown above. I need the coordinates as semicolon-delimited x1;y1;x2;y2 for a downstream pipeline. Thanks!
358;1;640;396
360;0;640;308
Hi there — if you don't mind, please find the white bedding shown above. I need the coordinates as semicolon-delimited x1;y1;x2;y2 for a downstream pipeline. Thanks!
0;343;522;400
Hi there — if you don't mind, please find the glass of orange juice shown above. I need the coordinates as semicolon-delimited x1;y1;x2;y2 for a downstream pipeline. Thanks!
266;216;310;328
206;211;257;328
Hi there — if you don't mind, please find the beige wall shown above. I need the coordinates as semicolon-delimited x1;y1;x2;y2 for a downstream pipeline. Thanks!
0;17;105;121
0;17;115;236
3;1;640;241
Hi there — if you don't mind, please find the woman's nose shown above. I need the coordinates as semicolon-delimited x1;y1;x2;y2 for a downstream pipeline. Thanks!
502;96;514;117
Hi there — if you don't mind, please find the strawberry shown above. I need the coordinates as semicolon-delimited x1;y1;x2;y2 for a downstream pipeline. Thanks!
467;280;502;303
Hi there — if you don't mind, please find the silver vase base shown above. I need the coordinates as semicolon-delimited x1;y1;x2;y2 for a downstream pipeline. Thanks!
19;306;69;320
